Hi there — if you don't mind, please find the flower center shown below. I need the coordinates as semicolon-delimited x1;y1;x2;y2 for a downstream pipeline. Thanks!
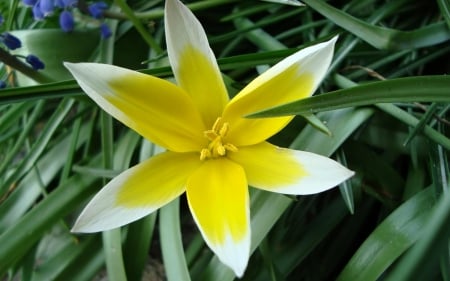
200;117;238;161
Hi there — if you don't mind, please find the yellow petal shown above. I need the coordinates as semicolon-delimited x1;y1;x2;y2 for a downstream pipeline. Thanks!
223;37;338;146
64;62;206;152
72;152;200;233
165;0;229;127
229;142;354;194
186;158;250;277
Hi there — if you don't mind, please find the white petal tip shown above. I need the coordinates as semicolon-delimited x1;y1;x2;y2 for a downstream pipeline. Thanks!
63;61;78;71
328;35;339;45
215;237;250;278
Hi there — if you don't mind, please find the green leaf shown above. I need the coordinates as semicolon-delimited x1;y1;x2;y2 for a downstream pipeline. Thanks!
0;158;100;275
260;0;303;6
160;198;191;281
0;100;45;176
31;235;100;281
0;98;75;196
102;230;127;281
291;107;374;154
0;80;80;105
0;123;91;233
248;76;450;117
376;103;450;150
272;196;349;276
10;29;100;85
301;0;450;50
437;0;450;30
123;140;158;281
336;149;354;214
384;190;450;281
336;188;435;281
300;113;332;136
403;102;440;146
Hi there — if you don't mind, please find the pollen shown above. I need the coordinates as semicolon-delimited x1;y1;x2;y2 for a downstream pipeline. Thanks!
200;117;238;160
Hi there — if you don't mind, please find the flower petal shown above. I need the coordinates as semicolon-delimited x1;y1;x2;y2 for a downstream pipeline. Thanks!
186;158;250;277
72;152;200;233
229;142;354;195
223;37;338;146
64;62;206;152
165;0;229;127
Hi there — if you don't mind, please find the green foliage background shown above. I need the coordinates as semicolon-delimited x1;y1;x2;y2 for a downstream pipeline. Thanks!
0;0;450;280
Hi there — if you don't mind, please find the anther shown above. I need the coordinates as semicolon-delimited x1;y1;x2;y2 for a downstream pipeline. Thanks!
219;122;229;137
204;130;217;140
212;117;223;133
200;117;237;160
200;149;211;161
217;145;226;156
208;136;221;150
224;143;238;152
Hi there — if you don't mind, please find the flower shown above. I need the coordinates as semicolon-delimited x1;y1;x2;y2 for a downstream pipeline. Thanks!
100;23;111;39
23;0;110;38
88;1;108;19
32;2;44;20
59;10;74;32
54;0;65;8
62;0;77;7
64;0;354;276
25;54;45;70
39;0;55;16
22;0;38;6
0;80;6;89
0;33;22;50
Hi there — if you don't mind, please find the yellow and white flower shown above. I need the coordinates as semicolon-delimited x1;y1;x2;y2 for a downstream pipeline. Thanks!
65;0;354;277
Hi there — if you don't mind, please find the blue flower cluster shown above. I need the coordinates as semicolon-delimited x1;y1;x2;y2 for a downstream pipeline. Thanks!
0;32;45;70
22;0;111;38
25;54;45;70
0;14;45;88
0;33;22;50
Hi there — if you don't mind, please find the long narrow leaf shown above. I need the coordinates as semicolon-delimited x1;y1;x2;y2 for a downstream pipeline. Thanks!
248;76;450;117
302;0;450;50
337;187;435;281
0;157;100;275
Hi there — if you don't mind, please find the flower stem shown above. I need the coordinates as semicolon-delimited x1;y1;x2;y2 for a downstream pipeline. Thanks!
0;48;52;84
114;0;163;54
104;0;240;21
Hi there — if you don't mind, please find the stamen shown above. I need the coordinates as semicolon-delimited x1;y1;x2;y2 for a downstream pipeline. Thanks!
200;117;238;160
212;117;223;132
217;145;226;156
219;122;229;137
208;136;221;150
204;130;217;140
200;149;211;161
224;143;238;152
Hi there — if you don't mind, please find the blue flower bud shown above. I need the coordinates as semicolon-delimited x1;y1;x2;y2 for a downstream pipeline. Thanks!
0;80;6;89
39;0;54;16
32;3;45;20
59;10;74;32
54;0;64;8
22;0;38;6
26;54;45;70
88;2;108;19
1;33;22;50
100;23;112;39
62;0;77;7
0;15;4;26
